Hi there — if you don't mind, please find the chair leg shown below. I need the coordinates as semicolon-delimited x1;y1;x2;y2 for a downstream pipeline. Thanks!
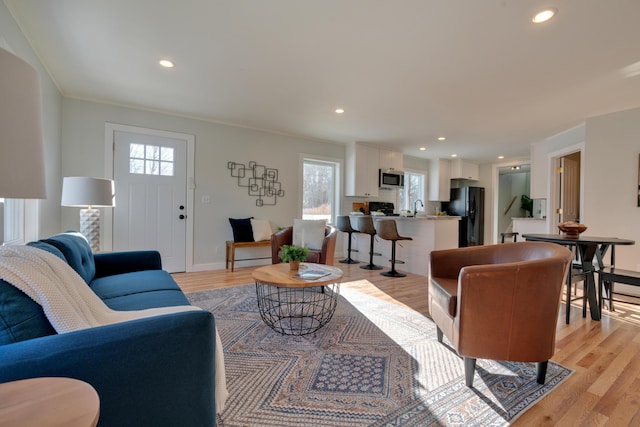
565;275;571;324
360;234;382;270
339;232;359;264
382;240;406;277
436;326;443;343
464;357;476;387
536;361;548;384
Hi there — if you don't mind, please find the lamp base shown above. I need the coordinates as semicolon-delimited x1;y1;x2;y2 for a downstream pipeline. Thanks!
80;208;101;252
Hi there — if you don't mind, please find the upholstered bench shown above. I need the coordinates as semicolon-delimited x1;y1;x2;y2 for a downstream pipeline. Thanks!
225;240;271;272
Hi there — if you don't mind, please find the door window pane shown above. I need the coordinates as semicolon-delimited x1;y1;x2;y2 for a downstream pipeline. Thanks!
129;143;174;176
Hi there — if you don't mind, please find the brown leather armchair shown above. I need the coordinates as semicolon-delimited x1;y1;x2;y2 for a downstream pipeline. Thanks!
271;226;337;265
429;242;572;387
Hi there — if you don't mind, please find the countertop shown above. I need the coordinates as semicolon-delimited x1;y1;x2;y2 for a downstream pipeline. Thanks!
359;215;460;221
511;217;546;221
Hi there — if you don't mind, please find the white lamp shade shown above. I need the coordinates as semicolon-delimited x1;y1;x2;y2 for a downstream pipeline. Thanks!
0;47;46;199
61;177;114;207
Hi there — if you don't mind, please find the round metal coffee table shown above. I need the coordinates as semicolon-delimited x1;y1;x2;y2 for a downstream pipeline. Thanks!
252;263;343;335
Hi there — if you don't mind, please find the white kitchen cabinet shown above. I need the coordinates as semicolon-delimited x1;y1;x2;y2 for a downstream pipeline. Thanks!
345;143;379;197
530;141;547;199
429;158;451;201
450;158;479;180
379;148;403;171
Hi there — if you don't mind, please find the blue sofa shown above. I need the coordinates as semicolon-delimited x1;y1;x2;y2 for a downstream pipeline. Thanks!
0;232;217;427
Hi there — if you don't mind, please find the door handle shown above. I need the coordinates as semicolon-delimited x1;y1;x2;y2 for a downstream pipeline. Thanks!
179;214;186;220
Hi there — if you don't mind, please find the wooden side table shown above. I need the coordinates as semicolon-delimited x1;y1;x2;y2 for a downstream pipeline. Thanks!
0;377;100;427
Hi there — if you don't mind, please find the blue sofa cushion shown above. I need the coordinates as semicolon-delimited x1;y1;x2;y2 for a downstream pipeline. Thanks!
90;270;182;300
26;241;67;261
102;290;190;311
41;232;95;284
0;280;56;345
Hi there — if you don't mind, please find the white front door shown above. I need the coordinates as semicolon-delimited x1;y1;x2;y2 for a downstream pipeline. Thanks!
113;131;187;272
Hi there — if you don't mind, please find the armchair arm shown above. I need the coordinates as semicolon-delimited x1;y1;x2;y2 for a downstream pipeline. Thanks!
319;226;337;265
93;250;162;278
0;311;216;427
271;227;293;264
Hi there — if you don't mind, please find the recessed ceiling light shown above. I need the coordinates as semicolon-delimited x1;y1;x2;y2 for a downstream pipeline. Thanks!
498;155;505;159
532;8;557;24
159;59;174;68
335;108;345;114
437;137;446;141
419;147;426;151
451;154;457;158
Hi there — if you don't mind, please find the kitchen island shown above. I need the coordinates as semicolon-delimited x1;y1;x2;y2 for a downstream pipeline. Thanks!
348;215;460;277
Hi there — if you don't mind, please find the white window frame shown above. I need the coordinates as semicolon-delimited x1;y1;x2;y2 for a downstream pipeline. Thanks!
299;154;342;225
398;169;427;213
1;198;39;245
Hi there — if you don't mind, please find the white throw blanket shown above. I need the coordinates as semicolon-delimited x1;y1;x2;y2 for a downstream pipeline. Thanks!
0;245;228;412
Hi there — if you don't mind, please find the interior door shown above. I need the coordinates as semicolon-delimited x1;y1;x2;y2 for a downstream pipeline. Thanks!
560;155;580;223
113;131;187;272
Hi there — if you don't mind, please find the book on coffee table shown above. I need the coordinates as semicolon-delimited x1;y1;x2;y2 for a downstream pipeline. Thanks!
294;270;331;280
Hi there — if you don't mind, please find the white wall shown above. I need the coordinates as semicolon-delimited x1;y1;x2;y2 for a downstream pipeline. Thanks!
61;98;345;269
1;4;62;238
583;107;640;271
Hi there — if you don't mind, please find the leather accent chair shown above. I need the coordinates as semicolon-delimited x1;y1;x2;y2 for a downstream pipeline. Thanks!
271;226;337;265
429;242;572;387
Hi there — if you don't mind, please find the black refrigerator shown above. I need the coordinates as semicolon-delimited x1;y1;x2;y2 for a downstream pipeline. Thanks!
445;186;484;247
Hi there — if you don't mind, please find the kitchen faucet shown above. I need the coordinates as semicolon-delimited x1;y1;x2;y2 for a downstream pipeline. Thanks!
413;199;424;217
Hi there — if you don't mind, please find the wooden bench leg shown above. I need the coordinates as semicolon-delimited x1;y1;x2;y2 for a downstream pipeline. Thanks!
230;244;236;272
225;242;232;271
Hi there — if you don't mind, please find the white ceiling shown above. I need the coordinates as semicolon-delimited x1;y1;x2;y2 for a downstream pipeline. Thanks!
6;0;640;163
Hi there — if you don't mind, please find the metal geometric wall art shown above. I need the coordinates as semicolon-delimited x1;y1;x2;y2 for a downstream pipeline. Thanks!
228;161;284;206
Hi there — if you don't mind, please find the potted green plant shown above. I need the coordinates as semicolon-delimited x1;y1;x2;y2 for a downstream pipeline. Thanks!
279;244;309;271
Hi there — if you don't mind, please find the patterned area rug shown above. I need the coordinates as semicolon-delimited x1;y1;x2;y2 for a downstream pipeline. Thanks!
187;283;572;426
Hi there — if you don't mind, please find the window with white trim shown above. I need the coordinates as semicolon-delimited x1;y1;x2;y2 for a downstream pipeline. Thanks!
1;198;24;245
398;171;426;212
302;158;340;224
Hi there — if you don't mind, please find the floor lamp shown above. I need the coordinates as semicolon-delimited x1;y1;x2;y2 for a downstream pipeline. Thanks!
0;47;47;203
61;177;114;252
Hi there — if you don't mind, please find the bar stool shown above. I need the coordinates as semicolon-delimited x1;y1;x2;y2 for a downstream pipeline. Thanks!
356;216;383;270
336;215;359;264
374;219;412;277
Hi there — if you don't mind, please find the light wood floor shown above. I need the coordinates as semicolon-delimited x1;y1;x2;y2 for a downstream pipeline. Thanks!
173;263;640;426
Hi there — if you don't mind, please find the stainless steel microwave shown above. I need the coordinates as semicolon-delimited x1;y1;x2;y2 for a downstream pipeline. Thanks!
379;169;404;188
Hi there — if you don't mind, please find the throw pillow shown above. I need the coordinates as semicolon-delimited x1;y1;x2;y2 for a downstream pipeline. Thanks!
292;219;326;250
229;217;254;242
251;219;273;241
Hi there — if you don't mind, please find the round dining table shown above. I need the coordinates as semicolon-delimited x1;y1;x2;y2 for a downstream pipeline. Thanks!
522;233;635;321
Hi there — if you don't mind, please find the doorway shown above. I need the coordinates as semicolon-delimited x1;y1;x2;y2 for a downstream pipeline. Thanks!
548;145;584;233
495;164;531;242
105;124;195;273
558;152;581;223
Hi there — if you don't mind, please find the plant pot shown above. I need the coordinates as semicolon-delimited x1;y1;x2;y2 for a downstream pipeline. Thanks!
289;261;300;271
